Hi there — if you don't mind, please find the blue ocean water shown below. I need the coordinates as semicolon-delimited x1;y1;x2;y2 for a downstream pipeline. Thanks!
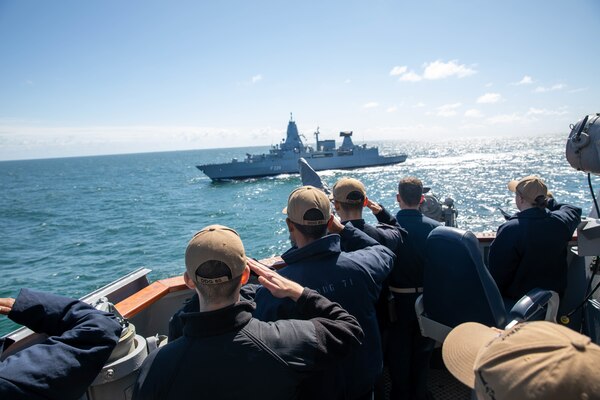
0;134;595;335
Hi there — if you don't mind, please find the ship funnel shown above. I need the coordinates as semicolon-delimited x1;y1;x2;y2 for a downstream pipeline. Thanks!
339;131;355;150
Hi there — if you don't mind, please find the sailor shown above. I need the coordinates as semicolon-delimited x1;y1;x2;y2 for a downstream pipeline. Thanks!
391;176;441;400
488;175;582;303
133;224;364;400
0;289;122;400
330;177;406;399
253;186;396;400
442;320;600;400
331;177;405;251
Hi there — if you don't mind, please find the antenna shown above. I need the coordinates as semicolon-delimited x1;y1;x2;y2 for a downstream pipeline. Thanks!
290;112;293;122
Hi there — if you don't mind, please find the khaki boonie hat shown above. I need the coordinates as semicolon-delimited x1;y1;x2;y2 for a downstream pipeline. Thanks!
185;225;246;285
507;175;548;203
283;186;331;226
443;321;600;400
332;178;366;205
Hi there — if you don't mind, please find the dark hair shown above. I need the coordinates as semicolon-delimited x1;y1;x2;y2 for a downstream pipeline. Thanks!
196;260;242;301
337;201;363;213
398;177;423;207
291;208;328;239
532;195;548;209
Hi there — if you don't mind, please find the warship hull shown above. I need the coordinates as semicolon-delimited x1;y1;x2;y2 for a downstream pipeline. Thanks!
198;151;407;180
196;116;408;181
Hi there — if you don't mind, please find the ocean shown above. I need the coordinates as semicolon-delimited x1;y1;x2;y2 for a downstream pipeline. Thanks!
0;133;594;335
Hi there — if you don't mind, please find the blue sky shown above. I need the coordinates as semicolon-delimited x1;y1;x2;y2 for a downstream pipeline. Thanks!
0;0;598;160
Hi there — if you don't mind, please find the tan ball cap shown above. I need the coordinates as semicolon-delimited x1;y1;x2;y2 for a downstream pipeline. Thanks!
332;177;366;205
283;186;331;225
185;225;246;285
443;321;600;400
507;175;548;203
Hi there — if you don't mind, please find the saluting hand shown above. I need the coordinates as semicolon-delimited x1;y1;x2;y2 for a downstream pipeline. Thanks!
0;298;15;315
247;259;304;301
366;199;382;215
327;215;345;234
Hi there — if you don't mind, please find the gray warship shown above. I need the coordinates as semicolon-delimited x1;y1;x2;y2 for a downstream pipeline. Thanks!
196;115;408;181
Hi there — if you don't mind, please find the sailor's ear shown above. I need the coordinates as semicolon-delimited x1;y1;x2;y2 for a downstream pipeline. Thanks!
240;265;250;285
333;200;340;211
285;217;294;231
396;193;401;203
183;271;196;289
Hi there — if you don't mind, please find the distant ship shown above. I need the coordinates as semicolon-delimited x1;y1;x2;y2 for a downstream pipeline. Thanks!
196;115;408;180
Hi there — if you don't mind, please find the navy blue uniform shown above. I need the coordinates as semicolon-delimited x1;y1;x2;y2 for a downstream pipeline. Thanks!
133;289;363;400
342;207;405;330
342;206;405;254
342;207;405;400
389;209;441;400
0;289;122;400
254;224;395;399
489;198;581;301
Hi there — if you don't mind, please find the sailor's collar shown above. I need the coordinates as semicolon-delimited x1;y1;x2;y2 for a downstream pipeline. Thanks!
510;207;549;220
343;219;366;230
396;209;423;217
181;301;255;337
281;234;341;265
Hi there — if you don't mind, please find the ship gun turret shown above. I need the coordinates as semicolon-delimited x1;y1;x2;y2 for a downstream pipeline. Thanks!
420;189;458;227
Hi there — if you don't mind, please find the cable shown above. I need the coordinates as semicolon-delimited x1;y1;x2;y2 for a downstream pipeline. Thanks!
588;173;600;218
560;257;600;325
560;174;600;325
564;278;600;320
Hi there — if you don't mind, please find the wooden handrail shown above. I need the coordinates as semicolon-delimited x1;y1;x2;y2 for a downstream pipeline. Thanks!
115;276;186;319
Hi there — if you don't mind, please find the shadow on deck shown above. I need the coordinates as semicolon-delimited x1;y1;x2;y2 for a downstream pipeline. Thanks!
381;349;472;400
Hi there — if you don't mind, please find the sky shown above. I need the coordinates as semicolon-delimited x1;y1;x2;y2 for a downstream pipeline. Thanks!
0;0;599;161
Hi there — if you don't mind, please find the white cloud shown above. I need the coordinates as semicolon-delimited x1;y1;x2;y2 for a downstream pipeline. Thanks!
476;93;503;104
513;75;534;85
534;83;566;93
251;74;263;83
437;103;462;117
386;106;398;113
487;113;526;124
485;82;493;88
465;109;483;118
414;102;426;108
460;123;487;131
363;102;379;109
389;66;408;76
399;71;422;82
344;79;351;84
568;87;587;93
392;59;475;82
526;107;568;116
422;60;477;80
